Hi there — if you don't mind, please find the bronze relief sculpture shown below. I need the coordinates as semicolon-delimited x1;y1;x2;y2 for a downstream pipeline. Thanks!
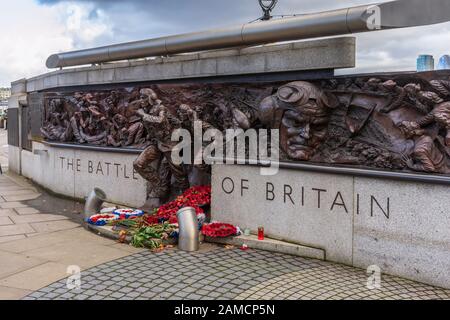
40;72;450;203
258;81;338;161
132;88;190;207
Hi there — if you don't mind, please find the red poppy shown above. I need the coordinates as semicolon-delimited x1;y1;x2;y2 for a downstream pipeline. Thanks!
168;215;178;224
146;185;211;224
145;216;160;225
201;223;237;238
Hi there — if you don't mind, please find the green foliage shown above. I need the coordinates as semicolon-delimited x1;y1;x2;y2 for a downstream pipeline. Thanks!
130;223;175;250
113;219;139;229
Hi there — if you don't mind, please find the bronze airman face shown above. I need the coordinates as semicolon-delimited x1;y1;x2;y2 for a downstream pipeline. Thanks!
140;95;150;108
258;81;336;161
280;100;329;160
177;107;190;123
276;82;331;161
258;82;333;161
139;89;158;109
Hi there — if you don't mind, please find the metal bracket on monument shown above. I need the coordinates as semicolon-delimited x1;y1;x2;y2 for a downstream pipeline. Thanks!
33;149;48;156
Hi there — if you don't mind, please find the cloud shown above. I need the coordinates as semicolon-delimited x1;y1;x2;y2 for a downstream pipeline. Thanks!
0;0;115;86
61;3;113;47
1;0;450;87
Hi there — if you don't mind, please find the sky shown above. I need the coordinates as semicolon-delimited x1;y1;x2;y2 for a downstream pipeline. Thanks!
1;0;450;87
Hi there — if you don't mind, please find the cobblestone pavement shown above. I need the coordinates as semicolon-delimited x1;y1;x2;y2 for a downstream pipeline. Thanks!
24;246;450;300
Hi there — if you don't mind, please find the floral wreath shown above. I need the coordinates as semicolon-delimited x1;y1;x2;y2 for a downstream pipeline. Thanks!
87;214;119;226
201;222;238;238
146;186;211;225
113;209;145;219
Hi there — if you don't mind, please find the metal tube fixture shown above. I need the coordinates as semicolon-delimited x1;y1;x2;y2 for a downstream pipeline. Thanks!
177;207;200;252
46;0;450;68
84;188;107;224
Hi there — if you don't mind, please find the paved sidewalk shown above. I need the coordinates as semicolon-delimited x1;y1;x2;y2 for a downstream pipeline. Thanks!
0;128;8;171
0;130;72;240
24;246;450;300
0;172;144;300
0;173;80;243
0;226;143;300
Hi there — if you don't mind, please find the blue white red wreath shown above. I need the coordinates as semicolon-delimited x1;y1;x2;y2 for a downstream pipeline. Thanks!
113;208;145;219
87;213;119;226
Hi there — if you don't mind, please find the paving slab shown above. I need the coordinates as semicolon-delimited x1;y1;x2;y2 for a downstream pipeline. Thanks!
10;214;68;224
0;224;36;237
0;217;13;226
0;190;41;196
0;286;32;300
0;262;69;291
110;243;146;254
0;186;33;192
23;233;41;237
23;241;131;269
14;207;40;215
0;202;29;209
3;194;42;202
0;227;111;253
0;174;38;191
0;183;22;188
0;250;45;279
0;232;72;253
29;220;80;234
0;209;18;217
0;173;83;245
55;227;117;246
0;235;26;244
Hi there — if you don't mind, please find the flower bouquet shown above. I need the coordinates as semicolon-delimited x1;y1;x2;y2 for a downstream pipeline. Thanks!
152;185;211;224
108;186;212;250
201;222;239;238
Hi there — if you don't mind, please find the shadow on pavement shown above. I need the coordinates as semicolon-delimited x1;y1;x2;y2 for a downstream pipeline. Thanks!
20;183;85;225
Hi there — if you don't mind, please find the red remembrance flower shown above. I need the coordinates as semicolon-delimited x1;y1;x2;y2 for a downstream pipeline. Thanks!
201;222;237;238
154;185;211;222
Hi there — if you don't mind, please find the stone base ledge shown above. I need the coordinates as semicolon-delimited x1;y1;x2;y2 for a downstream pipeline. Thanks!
205;234;325;261
88;225;326;261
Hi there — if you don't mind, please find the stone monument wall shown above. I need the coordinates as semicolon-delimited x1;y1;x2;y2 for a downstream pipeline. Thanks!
9;38;355;206
21;141;147;207
7;38;449;289
212;164;450;289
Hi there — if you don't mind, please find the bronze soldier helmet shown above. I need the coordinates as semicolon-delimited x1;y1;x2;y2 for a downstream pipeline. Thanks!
381;80;398;91
139;88;158;106
258;81;337;129
258;81;338;160
404;83;421;94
